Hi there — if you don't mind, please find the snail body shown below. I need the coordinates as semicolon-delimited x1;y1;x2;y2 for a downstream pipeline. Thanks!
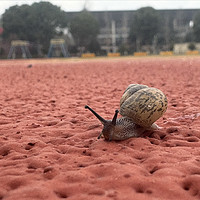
85;84;167;141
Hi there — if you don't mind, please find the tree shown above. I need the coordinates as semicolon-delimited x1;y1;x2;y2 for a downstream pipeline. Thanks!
129;7;160;51
193;11;200;42
188;43;196;50
70;10;100;53
2;2;68;53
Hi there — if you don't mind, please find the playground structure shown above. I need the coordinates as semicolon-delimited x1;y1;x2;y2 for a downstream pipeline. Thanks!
7;40;32;59
47;39;69;58
5;38;200;59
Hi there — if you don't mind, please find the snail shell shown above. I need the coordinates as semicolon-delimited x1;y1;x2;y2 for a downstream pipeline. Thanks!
120;84;168;128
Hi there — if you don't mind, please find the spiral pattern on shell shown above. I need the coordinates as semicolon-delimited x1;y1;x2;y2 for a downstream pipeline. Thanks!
120;84;168;128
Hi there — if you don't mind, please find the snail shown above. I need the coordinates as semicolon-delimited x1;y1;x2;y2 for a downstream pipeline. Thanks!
85;84;168;141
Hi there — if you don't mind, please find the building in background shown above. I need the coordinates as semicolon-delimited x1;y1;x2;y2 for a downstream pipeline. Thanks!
66;9;199;54
1;8;199;58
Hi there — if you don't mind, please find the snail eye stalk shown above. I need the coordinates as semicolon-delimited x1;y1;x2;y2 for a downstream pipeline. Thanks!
112;110;119;126
85;105;107;124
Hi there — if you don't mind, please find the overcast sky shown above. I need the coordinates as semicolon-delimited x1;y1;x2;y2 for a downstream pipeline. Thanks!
0;0;200;15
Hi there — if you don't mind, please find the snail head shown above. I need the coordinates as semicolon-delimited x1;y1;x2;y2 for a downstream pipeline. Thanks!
85;105;118;140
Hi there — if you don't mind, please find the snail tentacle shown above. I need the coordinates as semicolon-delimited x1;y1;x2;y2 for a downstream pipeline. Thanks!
112;110;119;125
97;131;103;139
85;105;107;124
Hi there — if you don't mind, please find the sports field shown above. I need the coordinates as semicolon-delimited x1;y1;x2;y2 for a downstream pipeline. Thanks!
0;56;200;199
